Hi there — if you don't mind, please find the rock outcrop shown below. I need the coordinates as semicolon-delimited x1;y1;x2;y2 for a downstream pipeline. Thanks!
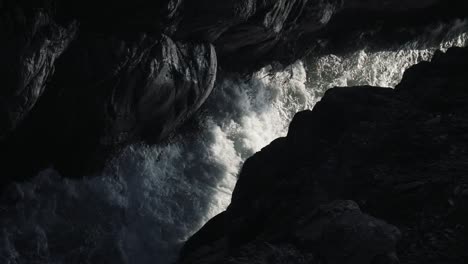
0;6;77;139
1;0;467;183
0;32;216;180
175;0;468;71
51;34;216;146
179;47;468;264
1;2;217;182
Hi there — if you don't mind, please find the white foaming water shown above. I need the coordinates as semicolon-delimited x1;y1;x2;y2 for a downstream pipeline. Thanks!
308;20;468;95
1;25;467;264
0;62;315;264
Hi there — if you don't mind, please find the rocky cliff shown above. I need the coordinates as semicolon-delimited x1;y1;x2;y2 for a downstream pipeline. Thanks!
1;0;467;184
178;47;468;264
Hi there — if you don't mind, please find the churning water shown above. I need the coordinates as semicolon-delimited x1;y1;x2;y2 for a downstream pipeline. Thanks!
1;22;467;264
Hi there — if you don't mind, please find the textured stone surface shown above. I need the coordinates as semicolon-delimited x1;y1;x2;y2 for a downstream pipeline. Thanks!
179;47;468;264
51;33;217;146
0;6;77;138
0;0;467;182
0;33;217;181
175;0;468;71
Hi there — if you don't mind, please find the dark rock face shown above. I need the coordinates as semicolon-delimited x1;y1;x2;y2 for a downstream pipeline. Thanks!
0;6;77;139
307;1;468;56
52;33;216;146
0;0;467;183
179;47;468;264
176;0;468;71
0;33;216;181
50;33;216;174
0;2;220;183
176;0;344;70
53;0;183;34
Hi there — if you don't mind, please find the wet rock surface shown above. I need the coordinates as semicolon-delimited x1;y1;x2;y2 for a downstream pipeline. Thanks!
175;0;468;71
0;0;467;183
179;47;468;264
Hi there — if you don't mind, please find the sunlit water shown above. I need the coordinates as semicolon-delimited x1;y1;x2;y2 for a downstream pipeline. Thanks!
1;22;467;264
308;19;468;95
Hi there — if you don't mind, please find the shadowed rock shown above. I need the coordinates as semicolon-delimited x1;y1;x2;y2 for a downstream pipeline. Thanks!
179;47;468;264
175;0;468;71
1;0;467;181
0;33;217;181
0;5;77;139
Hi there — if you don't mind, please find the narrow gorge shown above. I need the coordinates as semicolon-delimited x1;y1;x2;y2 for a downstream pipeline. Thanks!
1;1;468;264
